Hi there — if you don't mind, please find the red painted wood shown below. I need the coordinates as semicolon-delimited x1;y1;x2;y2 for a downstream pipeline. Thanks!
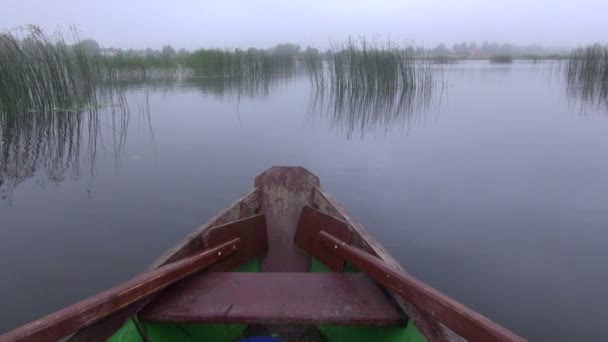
254;167;320;272
1;238;241;342
313;187;450;341
318;231;526;342
140;272;406;326
70;212;265;341
203;214;268;271
294;206;351;272
155;189;261;267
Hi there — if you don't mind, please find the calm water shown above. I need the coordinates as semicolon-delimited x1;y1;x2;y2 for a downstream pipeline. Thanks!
1;61;607;341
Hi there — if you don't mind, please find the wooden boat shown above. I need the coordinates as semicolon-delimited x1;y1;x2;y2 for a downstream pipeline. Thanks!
1;167;525;342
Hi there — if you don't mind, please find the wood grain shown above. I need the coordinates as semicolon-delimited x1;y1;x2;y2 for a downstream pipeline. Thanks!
254;166;320;272
203;214;267;271
294;206;352;272
141;272;406;326
318;231;525;342
0;238;240;342
71;209;264;342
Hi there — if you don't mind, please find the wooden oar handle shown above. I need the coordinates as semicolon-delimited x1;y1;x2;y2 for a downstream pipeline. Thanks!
0;238;240;342
318;231;526;342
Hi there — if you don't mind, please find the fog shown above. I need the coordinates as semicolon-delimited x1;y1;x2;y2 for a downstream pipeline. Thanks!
3;0;608;50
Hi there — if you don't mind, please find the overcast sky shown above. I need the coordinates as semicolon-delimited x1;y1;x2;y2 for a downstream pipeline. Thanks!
3;0;607;50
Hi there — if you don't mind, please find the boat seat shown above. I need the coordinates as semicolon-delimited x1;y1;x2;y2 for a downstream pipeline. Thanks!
140;272;407;326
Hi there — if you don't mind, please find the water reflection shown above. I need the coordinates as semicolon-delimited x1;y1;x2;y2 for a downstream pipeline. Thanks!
566;75;608;113
181;74;296;99
307;71;440;139
0;94;139;200
109;73;298;99
0;69;301;199
0;63;444;199
308;84;438;139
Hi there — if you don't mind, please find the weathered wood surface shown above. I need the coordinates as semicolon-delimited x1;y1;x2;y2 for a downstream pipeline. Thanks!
318;231;526;342
152;188;262;268
254;167;319;272
141;272;406;326
71;190;262;341
0;238;241;342
203;214;268;271
313;186;454;341
294;206;352;272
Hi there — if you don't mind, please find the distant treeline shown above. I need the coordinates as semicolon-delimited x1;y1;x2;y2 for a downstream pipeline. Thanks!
94;40;570;72
98;42;302;78
429;41;568;59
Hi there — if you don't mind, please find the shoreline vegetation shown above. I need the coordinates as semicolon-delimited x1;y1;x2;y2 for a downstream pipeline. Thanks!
0;26;606;197
0;26;606;115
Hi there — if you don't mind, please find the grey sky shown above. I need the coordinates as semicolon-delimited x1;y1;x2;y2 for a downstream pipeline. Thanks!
3;0;607;50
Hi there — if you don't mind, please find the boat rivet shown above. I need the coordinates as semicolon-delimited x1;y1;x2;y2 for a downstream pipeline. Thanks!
387;274;390;278
232;245;237;250
218;251;222;256
334;245;338;249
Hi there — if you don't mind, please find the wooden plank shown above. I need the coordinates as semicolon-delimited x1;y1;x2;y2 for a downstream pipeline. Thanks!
313;186;452;341
1;238;241;342
152;188;261;268
318;231;526;342
294;206;351;272
203;214;267;271
254;166;320;272
140;272;406;326
70;210;265;342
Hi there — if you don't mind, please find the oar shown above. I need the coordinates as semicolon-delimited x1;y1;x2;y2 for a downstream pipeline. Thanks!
0;237;240;342
317;231;525;342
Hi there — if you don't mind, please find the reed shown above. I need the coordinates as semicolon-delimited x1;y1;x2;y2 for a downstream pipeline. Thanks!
302;47;325;87
566;44;608;108
0;27;138;198
0;26;102;114
306;38;438;138
307;39;436;91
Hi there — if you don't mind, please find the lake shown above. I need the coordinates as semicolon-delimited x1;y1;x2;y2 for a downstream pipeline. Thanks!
1;61;607;341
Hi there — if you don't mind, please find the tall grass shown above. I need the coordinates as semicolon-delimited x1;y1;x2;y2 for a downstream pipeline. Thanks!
305;39;439;138
566;44;608;108
0;26;138;199
302;47;325;87
0;26;103;114
306;39;435;91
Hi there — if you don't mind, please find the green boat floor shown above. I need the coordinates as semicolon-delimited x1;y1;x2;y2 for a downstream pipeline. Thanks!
318;321;425;342
109;321;247;342
109;321;425;342
108;319;142;342
233;258;260;272
310;258;359;273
